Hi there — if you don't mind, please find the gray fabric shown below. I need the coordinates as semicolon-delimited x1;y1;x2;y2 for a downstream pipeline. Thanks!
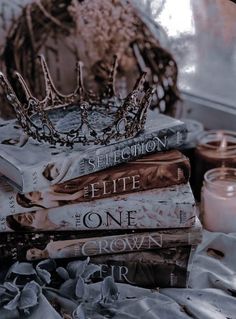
161;230;236;318
73;230;236;319
112;230;236;318
189;231;236;291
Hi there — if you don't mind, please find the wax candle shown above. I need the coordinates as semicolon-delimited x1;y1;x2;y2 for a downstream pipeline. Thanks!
180;118;204;196
194;130;236;200
201;168;236;233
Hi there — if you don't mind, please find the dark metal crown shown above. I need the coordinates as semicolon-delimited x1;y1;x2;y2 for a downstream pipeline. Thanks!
0;55;154;147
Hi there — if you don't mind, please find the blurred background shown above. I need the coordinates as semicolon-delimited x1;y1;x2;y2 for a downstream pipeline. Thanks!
138;0;236;130
0;0;236;129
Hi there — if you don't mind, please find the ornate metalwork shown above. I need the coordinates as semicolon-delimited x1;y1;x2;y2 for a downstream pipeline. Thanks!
0;55;154;147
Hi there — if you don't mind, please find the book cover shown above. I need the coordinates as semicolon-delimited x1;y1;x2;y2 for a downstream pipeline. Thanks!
0;112;186;193
0;217;201;261
1;183;196;232
0;150;190;216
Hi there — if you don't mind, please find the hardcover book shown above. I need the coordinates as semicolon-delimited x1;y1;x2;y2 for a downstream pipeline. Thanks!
1;183;196;232
88;245;195;288
0;150;190;216
0;246;194;289
0;112;186;193
0;217;201;261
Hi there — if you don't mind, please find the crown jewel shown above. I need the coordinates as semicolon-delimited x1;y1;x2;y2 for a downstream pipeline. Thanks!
0;55;154;147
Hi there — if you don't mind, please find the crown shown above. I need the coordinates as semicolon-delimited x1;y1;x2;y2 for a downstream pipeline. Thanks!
0;55;155;147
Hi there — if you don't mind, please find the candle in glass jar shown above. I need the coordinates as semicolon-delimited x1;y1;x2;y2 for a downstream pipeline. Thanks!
202;168;236;233
194;130;236;200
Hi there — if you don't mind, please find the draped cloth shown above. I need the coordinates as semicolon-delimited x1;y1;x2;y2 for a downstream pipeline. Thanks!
109;230;236;318
1;230;236;318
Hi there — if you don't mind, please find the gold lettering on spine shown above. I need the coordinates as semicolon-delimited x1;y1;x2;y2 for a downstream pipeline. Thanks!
124;236;145;251
81;240;98;256
88;158;96;169
121;147;131;160
113;150;120;164
119;266;134;284
153;135;167;149
98;239;110;254
110;238;126;253
85;135;169;172
90;182;100;198
78;233;164;257
148;235;162;248
145;140;156;152
118;176;130;191
102;181;111;195
113;179;117;193
132;175;140;190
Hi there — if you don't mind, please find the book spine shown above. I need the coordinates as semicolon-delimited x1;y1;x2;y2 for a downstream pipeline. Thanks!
0;246;193;289
90;246;192;288
0;225;202;260
1;185;196;232
0;150;190;216
20;123;186;193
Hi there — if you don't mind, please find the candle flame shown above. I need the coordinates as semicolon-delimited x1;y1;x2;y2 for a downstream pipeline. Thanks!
218;135;228;151
217;131;228;152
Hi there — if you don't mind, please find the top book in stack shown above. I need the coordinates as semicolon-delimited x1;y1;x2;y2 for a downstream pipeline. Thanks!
0;56;186;193
0;113;186;193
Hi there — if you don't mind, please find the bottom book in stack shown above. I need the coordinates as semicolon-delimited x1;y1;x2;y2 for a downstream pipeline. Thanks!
0;217;202;288
53;245;196;289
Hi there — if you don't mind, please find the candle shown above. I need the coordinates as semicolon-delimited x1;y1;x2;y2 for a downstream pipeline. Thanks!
180;118;204;196
201;168;236;233
194;130;236;200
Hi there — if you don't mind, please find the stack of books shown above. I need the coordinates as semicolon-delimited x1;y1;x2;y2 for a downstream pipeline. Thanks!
0;111;202;288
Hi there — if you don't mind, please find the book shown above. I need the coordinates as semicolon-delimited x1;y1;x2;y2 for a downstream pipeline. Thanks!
0;217;201;260
88;246;195;288
0;246;195;289
0;112;186;193
0;150;190;216
1;183;196;232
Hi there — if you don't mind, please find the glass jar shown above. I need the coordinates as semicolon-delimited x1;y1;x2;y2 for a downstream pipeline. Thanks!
201;168;236;233
194;130;236;200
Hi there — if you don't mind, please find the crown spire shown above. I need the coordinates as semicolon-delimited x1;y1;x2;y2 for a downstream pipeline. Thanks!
128;86;155;134
0;71;24;119
38;55;66;108
139;86;154;125
14;72;35;101
122;71;147;112
132;71;147;95
140;86;155;115
104;55;118;98
74;61;85;100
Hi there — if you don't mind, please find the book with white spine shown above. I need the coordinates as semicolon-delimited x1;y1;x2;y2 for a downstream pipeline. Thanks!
0;183;196;232
0;112;186;193
0;150;190;216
